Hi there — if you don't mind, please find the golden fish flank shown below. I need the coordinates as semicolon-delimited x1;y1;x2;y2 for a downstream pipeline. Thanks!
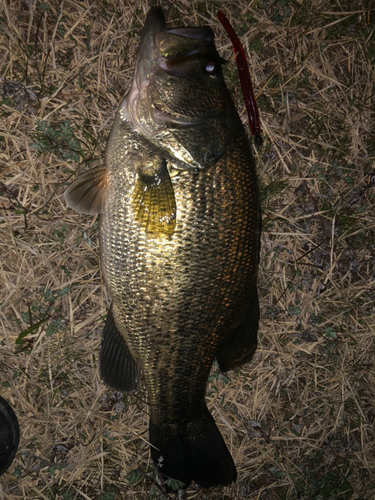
64;6;261;489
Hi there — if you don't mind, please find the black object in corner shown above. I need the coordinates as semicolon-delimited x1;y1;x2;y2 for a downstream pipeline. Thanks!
0;396;20;476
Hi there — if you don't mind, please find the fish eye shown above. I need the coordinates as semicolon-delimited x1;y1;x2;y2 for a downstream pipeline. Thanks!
205;62;219;76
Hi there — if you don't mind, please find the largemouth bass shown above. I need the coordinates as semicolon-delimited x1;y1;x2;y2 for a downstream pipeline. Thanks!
65;7;261;488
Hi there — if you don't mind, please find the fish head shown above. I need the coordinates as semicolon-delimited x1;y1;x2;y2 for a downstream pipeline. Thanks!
125;7;239;169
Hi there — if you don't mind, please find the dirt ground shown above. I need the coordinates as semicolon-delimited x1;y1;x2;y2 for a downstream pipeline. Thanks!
1;0;374;499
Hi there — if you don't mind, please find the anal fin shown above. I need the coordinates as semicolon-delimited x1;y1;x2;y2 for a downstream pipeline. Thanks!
99;307;140;392
216;290;259;372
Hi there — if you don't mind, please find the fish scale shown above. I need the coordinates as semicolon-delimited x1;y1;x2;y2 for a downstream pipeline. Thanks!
101;128;258;412
64;7;260;488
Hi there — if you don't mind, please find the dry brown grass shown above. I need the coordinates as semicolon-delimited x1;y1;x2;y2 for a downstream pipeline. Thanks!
1;0;374;499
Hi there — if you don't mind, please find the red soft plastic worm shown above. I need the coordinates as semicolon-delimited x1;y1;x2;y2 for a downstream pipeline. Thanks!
217;10;263;145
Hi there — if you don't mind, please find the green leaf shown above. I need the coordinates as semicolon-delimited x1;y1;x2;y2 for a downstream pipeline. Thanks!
15;317;50;344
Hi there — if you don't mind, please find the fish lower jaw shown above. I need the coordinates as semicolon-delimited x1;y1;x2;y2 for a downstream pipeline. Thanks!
150;106;205;128
120;84;151;136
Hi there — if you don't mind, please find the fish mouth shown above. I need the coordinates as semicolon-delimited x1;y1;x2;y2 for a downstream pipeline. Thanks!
153;39;221;127
136;6;215;63
132;7;218;128
156;26;215;59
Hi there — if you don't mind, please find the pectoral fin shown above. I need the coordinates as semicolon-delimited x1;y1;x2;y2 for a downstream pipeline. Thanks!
99;306;140;393
64;165;107;215
132;158;176;237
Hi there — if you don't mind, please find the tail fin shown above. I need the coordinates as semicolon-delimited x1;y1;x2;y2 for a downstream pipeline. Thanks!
149;405;236;488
